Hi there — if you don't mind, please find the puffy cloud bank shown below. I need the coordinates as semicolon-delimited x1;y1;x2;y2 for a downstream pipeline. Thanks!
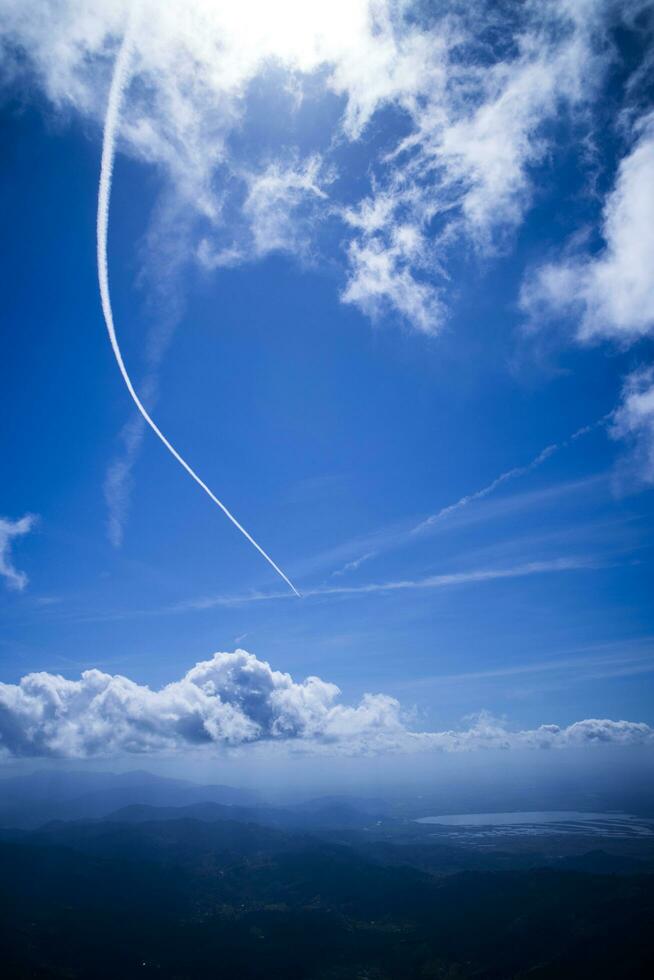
0;650;651;758
520;113;654;343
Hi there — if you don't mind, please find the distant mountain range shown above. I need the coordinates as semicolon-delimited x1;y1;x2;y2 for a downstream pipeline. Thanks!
0;768;398;833
0;768;262;828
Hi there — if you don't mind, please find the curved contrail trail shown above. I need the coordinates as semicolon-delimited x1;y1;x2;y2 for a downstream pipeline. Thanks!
96;21;300;597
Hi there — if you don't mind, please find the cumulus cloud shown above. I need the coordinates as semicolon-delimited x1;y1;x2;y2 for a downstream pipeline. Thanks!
520;113;654;342
1;0;642;336
0;514;36;591
0;650;404;757
417;710;654;752
0;649;651;759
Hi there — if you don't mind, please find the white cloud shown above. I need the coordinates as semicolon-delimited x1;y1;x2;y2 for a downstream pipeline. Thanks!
0;0;637;335
0;650;651;758
0;0;399;217
518;112;654;486
0;515;36;591
342;227;445;334
338;0;620;329
414;445;559;532
0;649;403;757
198;155;329;268
172;556;599;613
401;17;595;245
331;551;377;577
101;196;193;548
311;557;598;599
244;156;328;257
413;418;608;533
104;414;146;548
611;365;654;485
413;710;654;752
520;113;654;342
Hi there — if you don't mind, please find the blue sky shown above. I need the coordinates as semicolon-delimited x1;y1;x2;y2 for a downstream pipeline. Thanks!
1;0;653;761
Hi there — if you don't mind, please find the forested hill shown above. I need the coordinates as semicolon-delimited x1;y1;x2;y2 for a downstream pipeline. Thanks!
2;811;654;979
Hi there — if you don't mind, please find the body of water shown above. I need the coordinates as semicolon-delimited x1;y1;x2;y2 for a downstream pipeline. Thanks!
414;811;654;837
416;811;634;826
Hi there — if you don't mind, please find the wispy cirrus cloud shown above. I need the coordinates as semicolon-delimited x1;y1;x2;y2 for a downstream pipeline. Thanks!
174;556;600;613
197;155;331;269
400;640;654;689
0;515;36;591
34;553;601;626
330;551;377;578
104;413;147;549
288;473;606;587
413;418;609;534
414;444;559;534
2;0;650;560
311;557;599;599
338;0;608;331
102;195;194;549
96;19;299;593
611;365;654;487
1;0;644;336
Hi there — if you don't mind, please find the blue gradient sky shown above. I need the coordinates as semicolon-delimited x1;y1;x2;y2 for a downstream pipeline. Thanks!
1;0;653;746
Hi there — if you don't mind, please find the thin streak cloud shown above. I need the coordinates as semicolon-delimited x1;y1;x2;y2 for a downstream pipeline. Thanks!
330;552;377;577
0;514;37;591
96;19;299;596
296;474;604;585
26;556;598;627
413;418;609;534
176;557;599;613
404;643;654;688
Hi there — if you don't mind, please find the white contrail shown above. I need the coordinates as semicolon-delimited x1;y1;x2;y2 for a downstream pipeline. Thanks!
96;21;300;597
167;556;598;611
413;444;559;532
413;416;611;534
